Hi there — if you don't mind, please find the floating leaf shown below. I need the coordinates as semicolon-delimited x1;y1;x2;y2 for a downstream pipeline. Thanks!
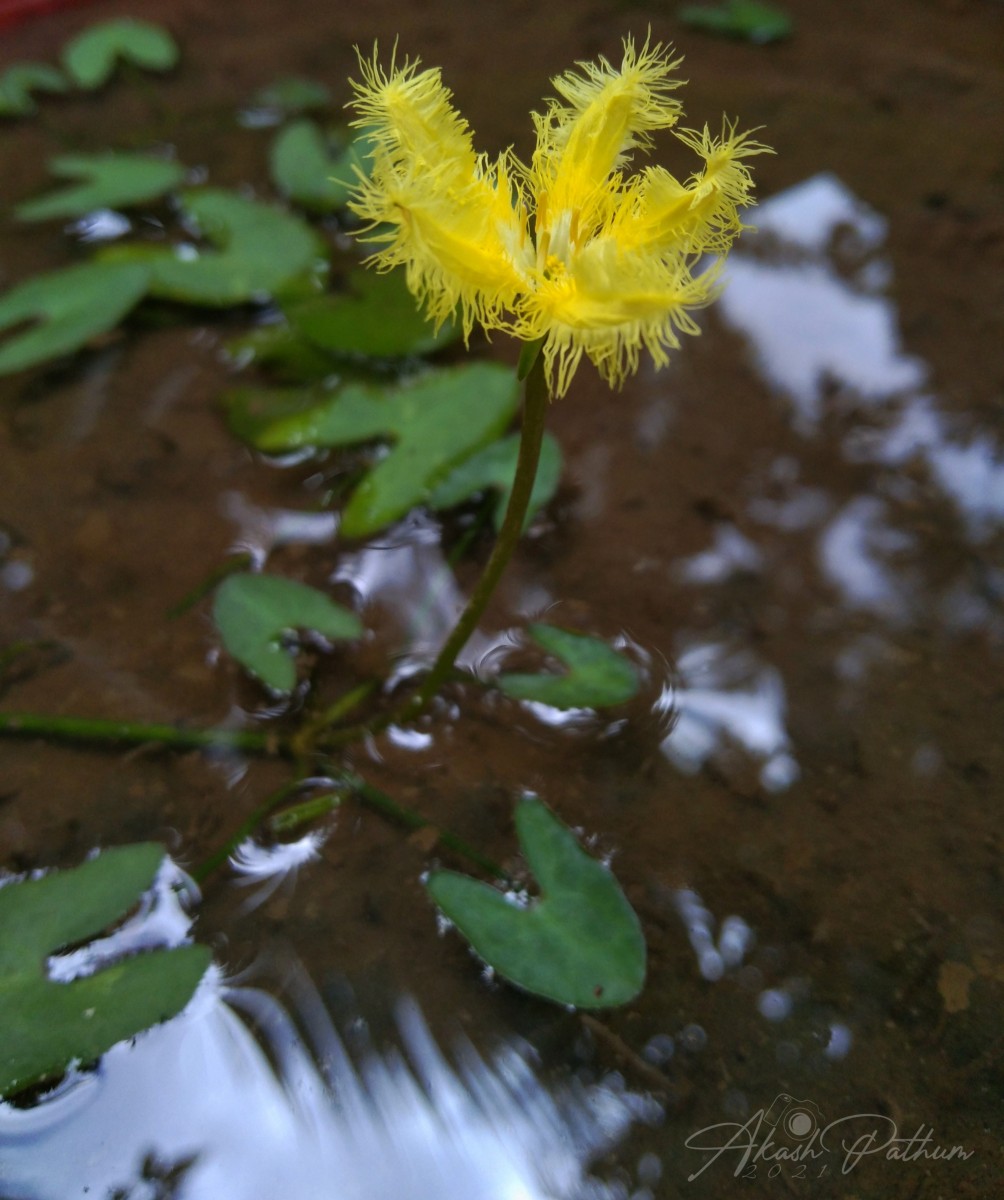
678;0;792;43
212;572;363;692
15;153;185;222
0;843;210;1098
252;77;331;115
269;120;361;212
287;268;461;359
102;188;325;307
226;363;520;537
426;796;646;1009
62;19;180;89
0;62;68;117
428;431;562;531
0;261;149;376
497;625;640;709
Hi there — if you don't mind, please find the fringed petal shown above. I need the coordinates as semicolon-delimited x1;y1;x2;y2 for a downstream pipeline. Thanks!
348;50;532;339
517;238;720;397
347;39;768;395
533;36;685;225
348;46;477;182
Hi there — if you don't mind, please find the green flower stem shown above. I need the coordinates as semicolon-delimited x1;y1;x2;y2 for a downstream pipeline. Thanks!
401;349;550;719
0;711;278;757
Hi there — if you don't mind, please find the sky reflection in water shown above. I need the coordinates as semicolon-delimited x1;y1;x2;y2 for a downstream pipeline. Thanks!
661;171;1004;790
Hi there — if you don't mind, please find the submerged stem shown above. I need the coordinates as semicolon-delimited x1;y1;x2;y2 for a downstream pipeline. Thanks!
0;711;278;756
343;772;508;881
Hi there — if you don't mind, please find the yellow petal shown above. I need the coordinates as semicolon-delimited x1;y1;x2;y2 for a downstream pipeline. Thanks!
348;49;532;338
351;154;530;338
348;47;476;183
517;237;719;396
533;36;684;228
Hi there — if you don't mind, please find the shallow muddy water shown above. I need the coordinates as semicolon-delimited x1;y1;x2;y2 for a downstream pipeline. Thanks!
1;0;1003;1197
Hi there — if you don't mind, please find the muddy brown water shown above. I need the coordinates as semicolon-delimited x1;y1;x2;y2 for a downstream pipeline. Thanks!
2;0;1003;1196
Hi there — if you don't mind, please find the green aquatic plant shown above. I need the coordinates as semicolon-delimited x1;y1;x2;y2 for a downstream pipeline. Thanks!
269;119;366;211
0;24;766;1044
100;188;326;307
61;18;179;89
427;795;646;1008
0;261;149;375
226;362;521;537
15;153;186;222
427;430;563;532
0;844;209;1098
497;624;641;709
212;574;363;693
0;62;67;116
678;0;792;44
0;19;177;121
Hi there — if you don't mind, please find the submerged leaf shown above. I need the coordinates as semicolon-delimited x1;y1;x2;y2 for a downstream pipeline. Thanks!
0;261;149;376
497;625;640;709
287;269;461;359
62;19;179;89
0;844;210;1098
226;362;520;537
428;431;562;531
678;0;792;43
269;120;360;212
212;572;363;692
15;153;185;222
0;62;68;117
252;77;331;115
426;796;646;1008
102;188;326;306
226;323;335;381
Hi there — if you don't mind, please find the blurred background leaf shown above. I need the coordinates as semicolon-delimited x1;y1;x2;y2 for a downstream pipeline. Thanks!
15;153;185;222
101;188;326;307
0;261;149;375
61;19;179;89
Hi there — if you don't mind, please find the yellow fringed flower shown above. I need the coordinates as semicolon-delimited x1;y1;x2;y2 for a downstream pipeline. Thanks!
348;37;770;397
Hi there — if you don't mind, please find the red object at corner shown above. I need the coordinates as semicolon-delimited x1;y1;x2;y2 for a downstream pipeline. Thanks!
0;0;98;32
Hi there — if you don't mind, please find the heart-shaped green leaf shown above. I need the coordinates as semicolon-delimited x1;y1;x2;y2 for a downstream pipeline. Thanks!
0;843;210;1098
15;153;186;222
61;19;179;89
0;261;149;376
0;62;68;116
269;120;360;212
226;363;520;537
678;0;792;43
426;796;646;1008
497;625;640;709
428;431;562;531
101;188;326;307
212;572;363;692
287;268;460;359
